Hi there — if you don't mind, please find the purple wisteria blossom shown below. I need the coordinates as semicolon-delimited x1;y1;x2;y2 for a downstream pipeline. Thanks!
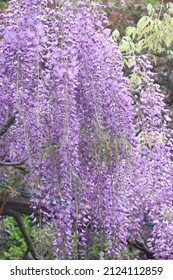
0;0;172;259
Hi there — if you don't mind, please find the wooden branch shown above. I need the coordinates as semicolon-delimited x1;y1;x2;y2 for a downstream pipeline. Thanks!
0;112;18;137
0;112;28;171
0;158;28;167
0;196;49;216
0;196;50;260
128;240;155;259
5;208;41;260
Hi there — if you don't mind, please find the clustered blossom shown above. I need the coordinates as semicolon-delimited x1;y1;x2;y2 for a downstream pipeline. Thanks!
0;0;172;259
129;57;173;259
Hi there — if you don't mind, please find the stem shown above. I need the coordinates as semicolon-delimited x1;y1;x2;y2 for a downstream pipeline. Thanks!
0;159;27;167
0;112;18;137
6;209;41;260
158;0;164;20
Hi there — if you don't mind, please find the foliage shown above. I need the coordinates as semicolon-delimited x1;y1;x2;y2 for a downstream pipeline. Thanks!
0;0;8;10
111;0;173;127
0;0;172;260
0;216;33;260
112;2;173;66
0;216;55;260
33;221;55;259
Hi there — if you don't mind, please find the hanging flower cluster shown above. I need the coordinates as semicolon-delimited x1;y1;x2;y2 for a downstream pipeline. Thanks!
130;57;173;259
0;0;172;259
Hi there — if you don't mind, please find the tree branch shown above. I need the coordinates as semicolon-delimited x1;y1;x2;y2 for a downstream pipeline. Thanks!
0;158;28;167
0;196;49;215
5;208;41;260
0;111;18;137
128;239;155;259
0;196;49;260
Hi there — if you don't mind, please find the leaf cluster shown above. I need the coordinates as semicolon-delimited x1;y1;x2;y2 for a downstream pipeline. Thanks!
112;2;173;65
0;216;32;259
0;216;54;260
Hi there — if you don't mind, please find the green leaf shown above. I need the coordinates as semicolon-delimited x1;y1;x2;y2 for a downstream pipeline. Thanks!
126;26;136;37
137;39;145;52
147;4;155;16
111;29;120;41
163;14;172;23
142;25;153;35
102;131;109;142
167;4;173;14
137;16;151;32
119;40;130;52
165;36;172;47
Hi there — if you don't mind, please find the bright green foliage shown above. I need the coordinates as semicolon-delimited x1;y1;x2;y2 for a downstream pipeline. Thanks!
0;216;33;260
0;216;54;260
34;223;55;260
112;2;173;67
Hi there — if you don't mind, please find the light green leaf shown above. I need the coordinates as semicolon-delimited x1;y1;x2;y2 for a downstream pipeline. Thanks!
142;25;153;35
165;36;172;47
126;26;136;37
111;29;120;41
147;4;155;16
137;16;151;32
